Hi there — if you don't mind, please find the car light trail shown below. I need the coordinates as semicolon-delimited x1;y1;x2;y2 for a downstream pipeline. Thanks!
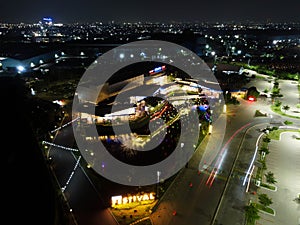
206;151;227;187
206;123;251;187
242;132;264;187
246;165;255;192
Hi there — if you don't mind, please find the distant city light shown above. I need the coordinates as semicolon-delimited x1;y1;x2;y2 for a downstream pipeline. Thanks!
53;23;63;27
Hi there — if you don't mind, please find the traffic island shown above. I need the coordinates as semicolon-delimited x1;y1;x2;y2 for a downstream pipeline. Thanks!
259;182;277;191
252;203;275;216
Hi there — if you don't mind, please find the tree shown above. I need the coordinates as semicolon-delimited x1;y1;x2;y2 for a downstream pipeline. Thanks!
282;105;290;113
261;160;267;171
259;146;270;155
271;87;281;97
262;136;271;143
269;126;278;131
265;171;277;184
274;99;282;107
258;193;273;209
245;204;260;224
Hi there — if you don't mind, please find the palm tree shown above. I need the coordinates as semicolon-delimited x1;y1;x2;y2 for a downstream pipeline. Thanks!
271;87;281;97
261;160;267;171
258;193;273;210
262;136;271;143
274;99;282;107
282;105;290;113
245;204;260;224
265;171;277;184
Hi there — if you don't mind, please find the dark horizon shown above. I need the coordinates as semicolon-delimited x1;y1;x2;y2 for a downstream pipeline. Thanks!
2;19;300;25
1;0;300;24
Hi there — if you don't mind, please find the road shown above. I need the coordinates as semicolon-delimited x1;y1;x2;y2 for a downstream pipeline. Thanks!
150;97;274;225
48;117;119;225
214;122;269;225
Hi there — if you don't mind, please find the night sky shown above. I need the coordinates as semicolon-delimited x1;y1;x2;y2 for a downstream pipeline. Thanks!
1;0;300;23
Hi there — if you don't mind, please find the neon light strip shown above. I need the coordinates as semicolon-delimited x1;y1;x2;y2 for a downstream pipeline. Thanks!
42;141;78;152
243;132;264;186
50;117;79;133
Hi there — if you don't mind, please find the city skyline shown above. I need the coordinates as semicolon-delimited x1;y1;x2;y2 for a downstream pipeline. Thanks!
1;2;300;224
1;0;300;24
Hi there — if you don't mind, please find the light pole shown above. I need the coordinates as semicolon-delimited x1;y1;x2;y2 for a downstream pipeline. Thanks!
180;142;184;150
156;171;161;198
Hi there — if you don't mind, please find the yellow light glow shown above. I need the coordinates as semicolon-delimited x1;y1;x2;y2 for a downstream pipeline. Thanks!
208;125;213;134
223;104;227;113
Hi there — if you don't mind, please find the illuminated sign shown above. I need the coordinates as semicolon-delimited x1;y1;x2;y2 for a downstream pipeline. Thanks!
149;65;166;75
43;17;53;22
111;192;155;207
42;17;53;25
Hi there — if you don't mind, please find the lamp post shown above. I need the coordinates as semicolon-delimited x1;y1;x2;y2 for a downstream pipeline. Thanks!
156;171;161;198
181;142;185;151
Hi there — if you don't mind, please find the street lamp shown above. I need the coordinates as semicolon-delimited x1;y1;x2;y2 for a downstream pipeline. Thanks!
180;142;184;150
156;171;161;198
223;104;227;113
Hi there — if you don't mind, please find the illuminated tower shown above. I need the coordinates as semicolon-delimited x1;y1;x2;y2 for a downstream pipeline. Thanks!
39;17;53;36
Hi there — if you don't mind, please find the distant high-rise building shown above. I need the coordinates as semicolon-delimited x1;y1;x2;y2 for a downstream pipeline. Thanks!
38;17;53;37
42;17;53;26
